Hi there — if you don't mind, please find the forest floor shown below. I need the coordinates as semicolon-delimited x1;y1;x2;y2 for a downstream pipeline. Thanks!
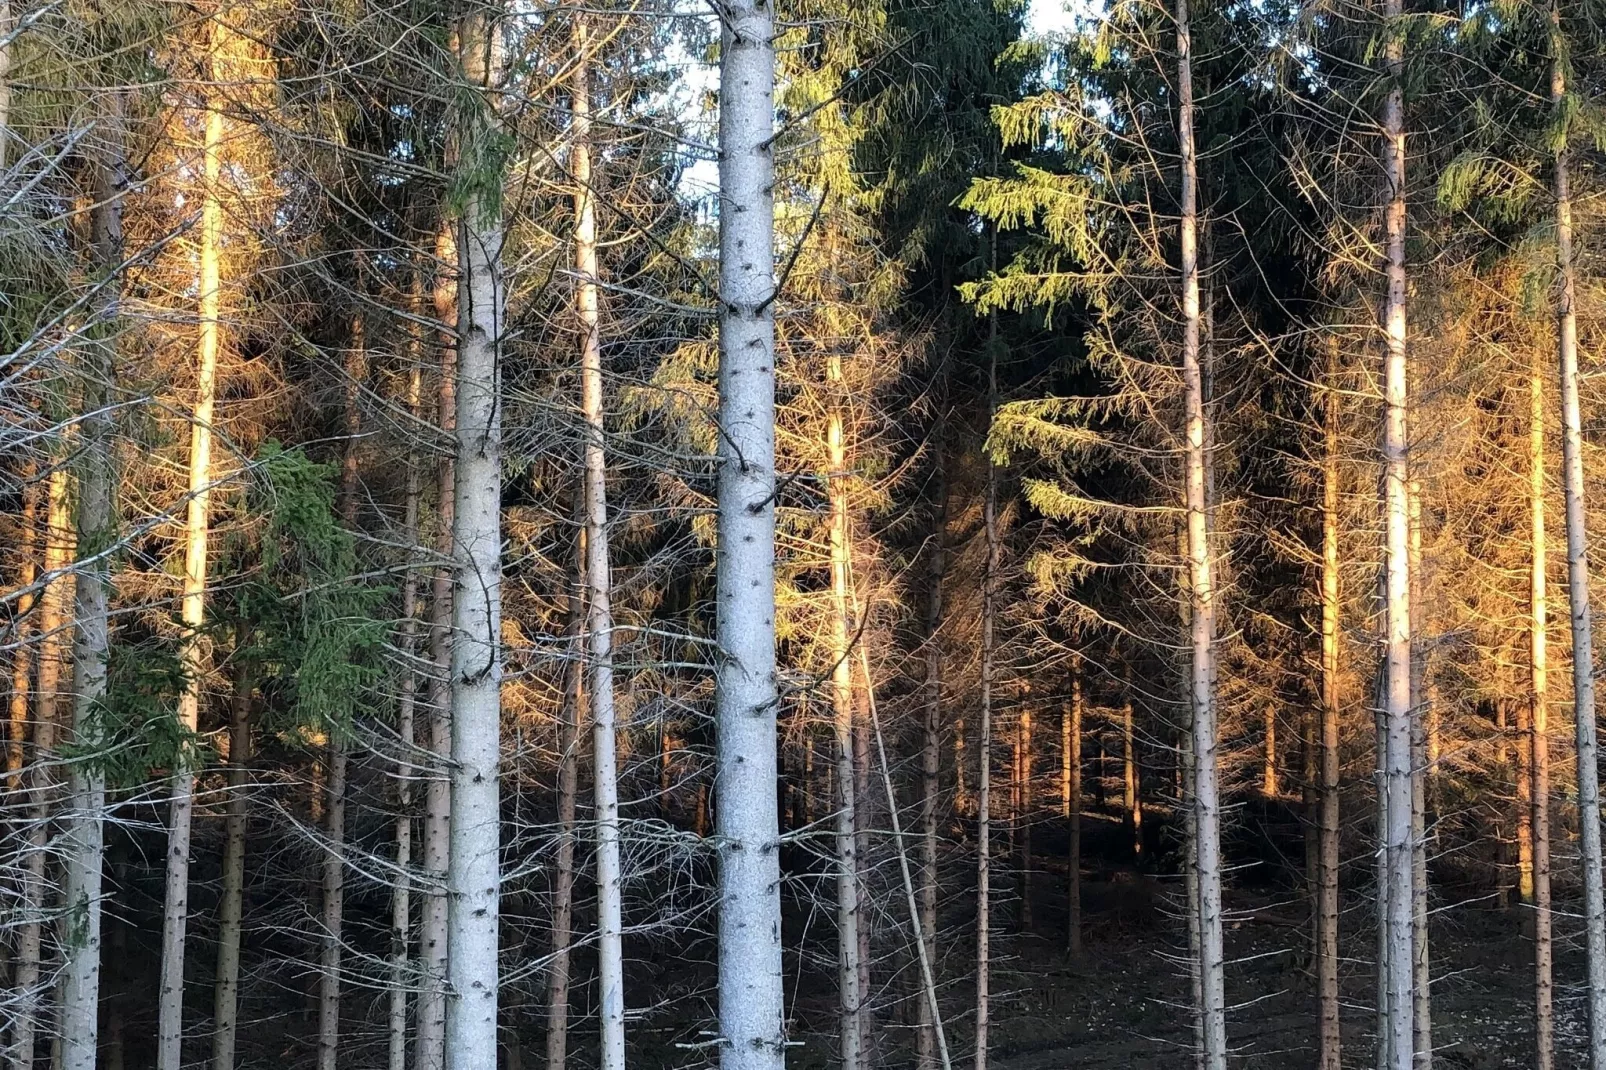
986;876;1586;1070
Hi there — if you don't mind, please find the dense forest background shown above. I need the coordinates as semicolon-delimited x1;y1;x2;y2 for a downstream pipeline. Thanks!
5;0;1606;1067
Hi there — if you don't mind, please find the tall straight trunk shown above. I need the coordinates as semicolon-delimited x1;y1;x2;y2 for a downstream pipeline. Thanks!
212;663;252;1070
318;308;364;1070
417;220;457;1070
1122;694;1140;857
1262;706;1277;798
388;270;427;1070
57;91;124;1070
12;468;71;1070
1407;482;1430;1070
1066;666;1083;957
917;432;946;1070
444;10;506;1065
829;347;862;1070
1529;345;1554;1070
1317;341;1342;1070
1020;709;1034;928
5;470;36;795
1551;18;1606;1068
159;33;226;1066
976;332;999;1070
1379;0;1416;1052
546;485;584;1070
1176;6;1224;1060
715;4;786;1070
853;686;873;1060
572;22;626;1068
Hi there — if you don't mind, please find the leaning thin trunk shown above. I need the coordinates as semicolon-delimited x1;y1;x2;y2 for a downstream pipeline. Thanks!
917;431;947;1069
57;90;124;1070
714;4;786;1068
1551;16;1606;1067
416;220;457;1070
213;664;252;1070
444;11;506;1064
1529;344;1554;1070
159;35;226;1067
572;21;626;1068
1317;340;1342;1070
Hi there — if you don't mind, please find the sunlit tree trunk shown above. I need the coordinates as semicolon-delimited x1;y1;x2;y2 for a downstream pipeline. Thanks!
1529;344;1554;1070
417;220;457;1070
829;347;862;1070
1122;692;1140;858
57;89;124;1070
158;27;227;1067
1066;664;1083;958
714;4;785;1069
572;20;626;1067
5;471;36;797
213;661;252;1070
1019;708;1033;930
1317;340;1342;1070
1261;706;1277;798
13;467;71;1070
1379;0;1416;1055
0;0;10;173
1176;5;1224;1060
1550;17;1606;1067
444;9;506;1064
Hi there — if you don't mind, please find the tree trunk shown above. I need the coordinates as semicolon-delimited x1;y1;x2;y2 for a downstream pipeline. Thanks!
158;30;227;1066
417;219;457;1070
1122;693;1140;859
1019;709;1034;929
714;4;785;1069
317;307;364;1070
917;432;946;1070
1407;481;1430;1070
1176;6;1225;1060
976;333;999;1070
56;89;124;1070
572;20;626;1068
1317;340;1342;1070
12;467;71;1070
213;662;252;1070
1067;666;1083;958
829;345;863;1070
444;10;506;1065
1380;0;1416;1053
388;267;426;1070
5;470;36;798
1551;16;1606;1067
1262;706;1277;798
1529;342;1554;1070
546;483;584;1070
